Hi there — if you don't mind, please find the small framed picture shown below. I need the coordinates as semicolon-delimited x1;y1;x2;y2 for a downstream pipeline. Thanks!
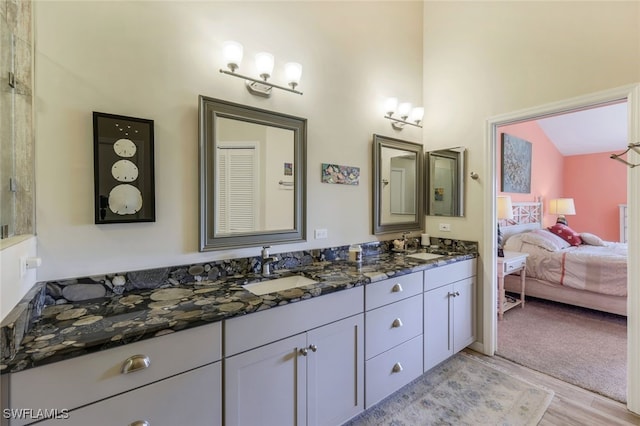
93;112;155;224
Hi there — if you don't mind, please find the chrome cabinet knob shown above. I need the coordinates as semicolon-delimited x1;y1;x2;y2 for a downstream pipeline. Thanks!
455;291;460;297
392;362;403;373
129;421;150;426
391;318;403;328
121;354;151;374
309;344;318;352
299;348;308;356
391;283;403;293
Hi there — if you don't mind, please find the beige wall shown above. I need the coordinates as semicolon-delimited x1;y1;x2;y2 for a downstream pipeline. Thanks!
31;1;423;281
423;0;639;242
3;1;638;321
422;1;640;346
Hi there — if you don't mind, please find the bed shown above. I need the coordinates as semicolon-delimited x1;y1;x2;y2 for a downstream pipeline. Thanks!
501;201;628;316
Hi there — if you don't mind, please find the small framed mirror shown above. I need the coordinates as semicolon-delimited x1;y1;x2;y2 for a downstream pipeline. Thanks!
426;147;465;217
199;96;307;251
372;134;424;234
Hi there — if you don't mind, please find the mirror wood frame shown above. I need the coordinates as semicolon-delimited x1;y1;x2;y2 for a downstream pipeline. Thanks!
372;134;424;235
198;96;307;251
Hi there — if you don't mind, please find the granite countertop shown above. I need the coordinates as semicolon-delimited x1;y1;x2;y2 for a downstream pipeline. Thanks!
0;244;476;375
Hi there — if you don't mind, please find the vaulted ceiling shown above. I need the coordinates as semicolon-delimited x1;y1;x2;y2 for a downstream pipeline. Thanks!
536;102;628;156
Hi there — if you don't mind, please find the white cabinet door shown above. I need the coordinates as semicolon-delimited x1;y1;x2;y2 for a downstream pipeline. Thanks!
424;275;476;372
453;277;476;353
424;284;453;371
225;333;307;426
36;362;221;426
307;314;364;426
225;315;364;426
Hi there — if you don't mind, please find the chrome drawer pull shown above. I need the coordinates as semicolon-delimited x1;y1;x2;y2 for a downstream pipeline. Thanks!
129;421;150;426
392;362;403;373
121;354;151;374
391;283;403;293
391;318;403;328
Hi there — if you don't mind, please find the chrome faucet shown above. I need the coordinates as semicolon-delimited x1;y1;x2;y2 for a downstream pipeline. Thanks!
261;246;278;276
402;232;419;252
401;232;410;249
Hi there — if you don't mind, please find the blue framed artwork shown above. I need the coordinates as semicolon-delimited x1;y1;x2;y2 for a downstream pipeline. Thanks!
501;133;532;193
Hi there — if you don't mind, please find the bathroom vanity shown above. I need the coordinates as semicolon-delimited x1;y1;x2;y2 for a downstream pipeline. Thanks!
1;243;476;426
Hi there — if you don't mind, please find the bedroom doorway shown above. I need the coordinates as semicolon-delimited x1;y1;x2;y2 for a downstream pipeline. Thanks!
482;84;640;414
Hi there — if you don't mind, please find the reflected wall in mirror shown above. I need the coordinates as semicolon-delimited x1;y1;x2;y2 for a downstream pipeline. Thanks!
199;96;306;251
372;134;424;234
426;147;465;217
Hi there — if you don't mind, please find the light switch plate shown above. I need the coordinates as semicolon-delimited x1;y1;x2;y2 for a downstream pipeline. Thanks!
314;228;328;239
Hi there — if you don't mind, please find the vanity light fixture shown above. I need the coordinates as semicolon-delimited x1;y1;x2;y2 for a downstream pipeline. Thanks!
219;40;303;97
384;97;424;130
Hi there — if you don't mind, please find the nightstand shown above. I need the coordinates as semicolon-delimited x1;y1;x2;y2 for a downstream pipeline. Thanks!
497;251;529;320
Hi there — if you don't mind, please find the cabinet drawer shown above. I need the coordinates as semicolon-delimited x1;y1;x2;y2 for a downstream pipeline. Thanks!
365;335;423;409
365;272;423;310
9;321;221;419
225;286;363;357
365;295;422;359
424;259;476;291
505;258;526;273
34;362;222;426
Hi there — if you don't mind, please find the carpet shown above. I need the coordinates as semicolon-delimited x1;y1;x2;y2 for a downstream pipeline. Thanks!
344;352;553;426
497;297;627;403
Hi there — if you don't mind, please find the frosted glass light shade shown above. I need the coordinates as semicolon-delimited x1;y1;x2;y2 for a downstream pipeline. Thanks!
255;52;275;79
222;41;243;71
397;102;412;118
285;62;302;88
497;196;514;220
409;107;424;123
384;98;398;115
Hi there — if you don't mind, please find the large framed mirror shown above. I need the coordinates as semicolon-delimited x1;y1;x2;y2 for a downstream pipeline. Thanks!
199;96;307;251
426;147;465;217
372;134;424;234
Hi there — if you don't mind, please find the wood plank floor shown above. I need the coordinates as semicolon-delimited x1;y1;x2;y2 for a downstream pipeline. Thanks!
466;349;640;425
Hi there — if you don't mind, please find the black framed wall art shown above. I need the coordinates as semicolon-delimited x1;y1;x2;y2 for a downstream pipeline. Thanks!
93;112;155;224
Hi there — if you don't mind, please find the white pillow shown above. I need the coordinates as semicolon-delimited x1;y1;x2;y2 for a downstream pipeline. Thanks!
521;229;571;252
503;233;526;251
580;232;606;246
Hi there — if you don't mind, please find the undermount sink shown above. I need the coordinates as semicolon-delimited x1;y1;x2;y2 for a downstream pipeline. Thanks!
406;252;444;261
242;275;318;296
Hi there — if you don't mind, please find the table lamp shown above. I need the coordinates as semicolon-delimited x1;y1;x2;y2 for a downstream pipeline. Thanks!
549;198;575;225
497;195;514;257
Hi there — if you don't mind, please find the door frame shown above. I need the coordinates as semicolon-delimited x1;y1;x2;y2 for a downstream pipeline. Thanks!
481;83;640;413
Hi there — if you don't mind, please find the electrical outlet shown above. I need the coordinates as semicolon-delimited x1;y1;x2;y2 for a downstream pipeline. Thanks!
314;228;328;239
438;223;451;232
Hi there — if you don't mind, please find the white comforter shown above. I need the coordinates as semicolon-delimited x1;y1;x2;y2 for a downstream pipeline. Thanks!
506;240;627;297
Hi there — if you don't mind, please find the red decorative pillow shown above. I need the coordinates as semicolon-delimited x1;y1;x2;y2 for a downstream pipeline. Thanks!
547;223;582;246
